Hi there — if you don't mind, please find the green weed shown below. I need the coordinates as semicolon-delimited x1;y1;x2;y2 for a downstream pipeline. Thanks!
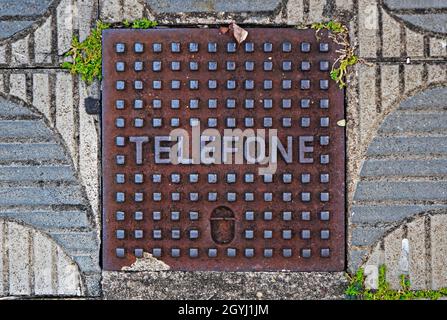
346;265;447;300
61;19;158;84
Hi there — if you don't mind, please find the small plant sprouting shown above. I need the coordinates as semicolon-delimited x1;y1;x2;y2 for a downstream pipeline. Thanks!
123;18;158;29
61;18;158;84
311;21;369;89
345;265;447;300
61;21;110;84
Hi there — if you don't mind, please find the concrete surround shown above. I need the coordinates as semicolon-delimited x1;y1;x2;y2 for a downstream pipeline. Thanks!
0;0;445;299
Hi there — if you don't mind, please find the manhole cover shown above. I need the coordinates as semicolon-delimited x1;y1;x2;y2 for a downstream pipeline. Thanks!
102;28;345;271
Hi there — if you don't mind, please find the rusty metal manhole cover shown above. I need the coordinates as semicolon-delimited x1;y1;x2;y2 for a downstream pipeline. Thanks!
102;28;345;271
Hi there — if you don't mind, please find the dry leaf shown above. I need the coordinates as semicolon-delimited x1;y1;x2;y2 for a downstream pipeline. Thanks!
229;23;248;44
219;26;229;34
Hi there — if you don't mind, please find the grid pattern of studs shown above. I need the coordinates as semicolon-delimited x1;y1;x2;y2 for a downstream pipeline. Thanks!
102;28;345;271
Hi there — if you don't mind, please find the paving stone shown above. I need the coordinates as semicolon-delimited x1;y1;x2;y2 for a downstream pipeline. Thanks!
358;64;377;144
0;143;68;162
0;165;75;182
0;21;34;40
0;210;89;230
308;0;325;22
351;226;388;247
348;249;368;272
123;0;145;21
430;38;447;57
0;0;53;16
336;0;353;11
34;16;53;64
352;205;447;224
404;64;424;93
77;0;97;42
11;35;30;65
381;64;400;112
9;73;27;102
56;0;74;55
384;226;404;289
0;45;7;65
405;29;425;57
384;0;447;9
0;221;3;295
361;159;447;177
49;232;99;252
427;64;447;84
78;81;100;225
367;136;447;156
0;186;85;206
358;0;379;58
0;96;35;117
407;217;428;290
100;0;124;22
286;0;304;24
55;73;76;165
399;86;447;109
379;112;447;133
396;14;447;34
32;73;51;121
355;181;447;202
33;232;54;295
0;120;53;140
72;255;100;273
56;246;82;295
430;214;447;289
145;0;282;13
382;9;401;58
7;222;31;295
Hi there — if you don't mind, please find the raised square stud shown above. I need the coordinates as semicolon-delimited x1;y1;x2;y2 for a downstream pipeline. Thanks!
302;249;311;258
116;61;125;72
134;61;143;71
263;42;273;52
282;41;292;52
244;42;254;52
244;248;254;258
264;249;273;258
301;211;311;221
301;42;311;52
189;42;199;52
152;43;162;53
171;42;181;52
134;42;144;53
245;61;254;71
227;42;237;53
208;42;217;53
301;61;311;71
321;230;330;240
116;211;125;221
189;61;199;71
283;211;292;221
115;43;125;53
189;248;199;258
245;211;254;221
134;211;143;220
301;192;311;202
320;211;330;221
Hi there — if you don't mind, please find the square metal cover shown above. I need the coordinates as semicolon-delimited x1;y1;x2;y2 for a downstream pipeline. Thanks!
102;28;345;271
